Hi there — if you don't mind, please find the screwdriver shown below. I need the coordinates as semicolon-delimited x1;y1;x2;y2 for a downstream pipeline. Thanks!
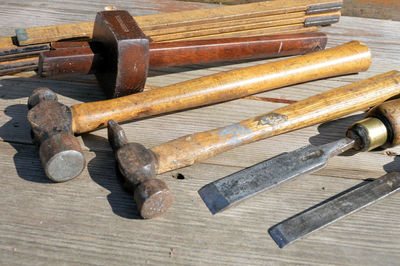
199;98;400;215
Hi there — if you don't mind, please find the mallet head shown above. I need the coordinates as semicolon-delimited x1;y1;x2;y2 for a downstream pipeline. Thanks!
93;10;150;98
38;10;150;99
108;120;173;219
27;88;86;182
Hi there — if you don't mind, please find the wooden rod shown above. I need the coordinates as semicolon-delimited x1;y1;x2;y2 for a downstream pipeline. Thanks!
148;32;328;68
155;25;319;42
148;11;340;42
15;0;342;46
151;71;400;173
71;41;370;134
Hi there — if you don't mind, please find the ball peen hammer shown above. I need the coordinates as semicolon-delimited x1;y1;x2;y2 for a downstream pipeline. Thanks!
27;41;370;183
36;10;328;98
108;70;400;218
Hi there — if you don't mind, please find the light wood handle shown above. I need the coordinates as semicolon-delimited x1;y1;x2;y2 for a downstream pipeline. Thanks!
367;98;400;147
71;41;370;134
151;71;400;173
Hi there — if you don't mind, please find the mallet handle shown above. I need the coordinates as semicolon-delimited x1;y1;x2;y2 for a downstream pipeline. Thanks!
152;71;400;173
149;32;327;68
39;32;327;77
71;41;370;134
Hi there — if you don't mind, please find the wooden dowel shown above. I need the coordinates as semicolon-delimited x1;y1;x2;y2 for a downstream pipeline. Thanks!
155;24;316;42
147;11;339;41
152;71;400;173
15;0;342;46
150;12;338;42
144;11;307;37
71;41;370;134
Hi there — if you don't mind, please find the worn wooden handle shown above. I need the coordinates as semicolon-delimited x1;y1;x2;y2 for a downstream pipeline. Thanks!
152;71;400;173
71;41;370;134
148;32;327;68
367;98;400;147
40;32;327;77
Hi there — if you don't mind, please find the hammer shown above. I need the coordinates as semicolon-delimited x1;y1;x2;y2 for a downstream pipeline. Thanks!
106;70;400;218
27;41;370;182
36;10;328;98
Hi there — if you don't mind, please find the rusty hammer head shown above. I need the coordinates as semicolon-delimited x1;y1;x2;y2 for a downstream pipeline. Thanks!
27;88;86;182
107;120;172;219
39;10;150;98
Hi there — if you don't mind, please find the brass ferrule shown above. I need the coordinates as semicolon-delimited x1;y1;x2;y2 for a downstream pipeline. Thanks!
346;117;388;151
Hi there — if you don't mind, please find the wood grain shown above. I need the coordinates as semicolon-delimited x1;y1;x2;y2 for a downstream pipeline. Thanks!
1;1;400;265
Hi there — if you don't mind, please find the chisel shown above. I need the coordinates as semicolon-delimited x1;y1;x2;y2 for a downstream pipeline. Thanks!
268;172;400;248
199;98;400;214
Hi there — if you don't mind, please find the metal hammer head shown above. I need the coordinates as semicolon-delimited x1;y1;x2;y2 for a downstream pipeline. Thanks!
93;10;149;98
108;120;173;219
27;88;86;182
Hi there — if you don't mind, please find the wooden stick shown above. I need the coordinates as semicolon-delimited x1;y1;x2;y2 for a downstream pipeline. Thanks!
150;12;339;42
156;25;319;42
71;41;370;134
15;0;342;46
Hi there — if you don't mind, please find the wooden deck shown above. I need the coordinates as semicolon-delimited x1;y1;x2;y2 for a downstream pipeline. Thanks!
1;1;400;265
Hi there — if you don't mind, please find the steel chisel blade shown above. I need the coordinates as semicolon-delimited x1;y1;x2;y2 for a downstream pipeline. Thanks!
269;172;400;248
198;138;354;214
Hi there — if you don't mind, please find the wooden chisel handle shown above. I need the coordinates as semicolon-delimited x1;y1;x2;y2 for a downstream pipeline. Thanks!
71;41;370;134
151;71;400;173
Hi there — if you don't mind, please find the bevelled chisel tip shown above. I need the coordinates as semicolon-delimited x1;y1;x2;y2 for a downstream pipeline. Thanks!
198;183;230;215
268;226;290;249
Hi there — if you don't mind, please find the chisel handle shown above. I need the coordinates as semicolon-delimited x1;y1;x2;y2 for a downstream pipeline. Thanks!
71;41;370;134
151;71;400;173
40;32;327;77
347;98;400;151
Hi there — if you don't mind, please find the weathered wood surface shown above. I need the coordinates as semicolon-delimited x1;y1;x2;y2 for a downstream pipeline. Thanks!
1;1;400;265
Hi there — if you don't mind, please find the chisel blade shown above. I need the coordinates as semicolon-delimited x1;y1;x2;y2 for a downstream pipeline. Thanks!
269;172;400;248
198;138;355;214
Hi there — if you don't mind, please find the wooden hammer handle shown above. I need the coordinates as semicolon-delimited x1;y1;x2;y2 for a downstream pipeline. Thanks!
152;71;400;173
71;41;370;134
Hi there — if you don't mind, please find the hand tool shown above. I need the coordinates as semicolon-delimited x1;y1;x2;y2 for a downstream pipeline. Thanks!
1;11;328;98
198;97;400;214
108;71;400;218
269;172;400;248
108;120;173;219
9;0;341;47
27;41;370;183
3;31;328;90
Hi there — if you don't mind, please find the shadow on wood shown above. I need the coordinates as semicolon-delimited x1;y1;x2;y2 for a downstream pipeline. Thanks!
82;133;143;219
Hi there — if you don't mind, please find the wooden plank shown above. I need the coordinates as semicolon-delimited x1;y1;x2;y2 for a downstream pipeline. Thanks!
0;1;400;265
0;141;399;264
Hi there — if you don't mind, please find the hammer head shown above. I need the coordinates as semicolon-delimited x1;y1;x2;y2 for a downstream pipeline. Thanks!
93;10;150;98
27;88;86;182
108;120;173;219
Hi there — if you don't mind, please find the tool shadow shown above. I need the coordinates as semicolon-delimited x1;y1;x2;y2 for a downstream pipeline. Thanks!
0;57;271;102
82;133;143;219
268;178;374;238
0;75;106;102
309;113;400;172
309;113;365;156
0;104;53;183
